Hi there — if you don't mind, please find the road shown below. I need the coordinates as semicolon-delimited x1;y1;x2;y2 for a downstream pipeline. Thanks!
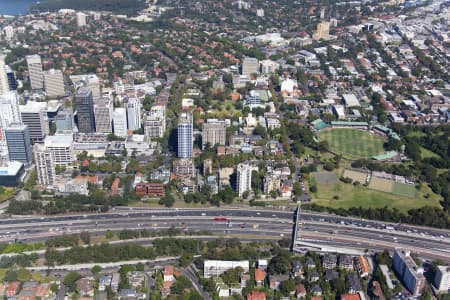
0;207;448;262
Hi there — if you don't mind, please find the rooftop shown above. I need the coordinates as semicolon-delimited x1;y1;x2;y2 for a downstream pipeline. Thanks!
0;161;24;175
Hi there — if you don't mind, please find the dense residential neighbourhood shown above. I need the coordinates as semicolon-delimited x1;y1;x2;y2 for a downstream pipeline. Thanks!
0;0;449;299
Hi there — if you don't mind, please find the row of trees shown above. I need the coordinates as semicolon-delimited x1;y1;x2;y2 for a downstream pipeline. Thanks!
303;203;450;229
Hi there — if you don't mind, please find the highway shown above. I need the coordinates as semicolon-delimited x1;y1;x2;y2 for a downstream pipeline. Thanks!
0;207;448;262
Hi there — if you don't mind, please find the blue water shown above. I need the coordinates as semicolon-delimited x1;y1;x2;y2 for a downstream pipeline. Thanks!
0;0;38;16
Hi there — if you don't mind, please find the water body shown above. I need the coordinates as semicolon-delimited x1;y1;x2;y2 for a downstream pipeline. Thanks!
0;0;39;16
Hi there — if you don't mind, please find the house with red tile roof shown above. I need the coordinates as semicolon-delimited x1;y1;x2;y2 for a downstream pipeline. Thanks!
247;291;266;300
255;268;266;286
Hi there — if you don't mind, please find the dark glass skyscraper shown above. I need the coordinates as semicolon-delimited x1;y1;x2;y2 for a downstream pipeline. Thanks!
75;87;95;133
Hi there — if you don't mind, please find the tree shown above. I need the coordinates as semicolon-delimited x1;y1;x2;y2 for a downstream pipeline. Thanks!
91;265;102;275
171;275;192;294
179;253;193;267
63;272;82;292
268;253;292;274
4;270;17;281
221;267;243;285
136;262;145;271
80;231;91;245
105;230;115;239
280;279;296;296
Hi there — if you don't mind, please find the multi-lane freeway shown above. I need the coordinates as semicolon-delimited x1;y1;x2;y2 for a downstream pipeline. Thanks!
0;207;448;262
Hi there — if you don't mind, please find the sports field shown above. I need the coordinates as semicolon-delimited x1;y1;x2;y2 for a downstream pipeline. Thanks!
368;177;394;192
342;169;368;183
312;182;439;212
319;128;386;159
392;183;417;197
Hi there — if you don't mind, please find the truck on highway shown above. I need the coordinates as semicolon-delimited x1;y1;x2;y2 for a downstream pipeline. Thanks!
253;224;259;229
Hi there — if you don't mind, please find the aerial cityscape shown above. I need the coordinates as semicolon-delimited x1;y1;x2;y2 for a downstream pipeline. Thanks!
0;0;449;299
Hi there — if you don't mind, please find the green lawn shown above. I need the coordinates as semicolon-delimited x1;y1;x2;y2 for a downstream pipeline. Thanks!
312;182;441;212
319;128;386;159
420;146;440;159
0;187;16;203
392;183;417;198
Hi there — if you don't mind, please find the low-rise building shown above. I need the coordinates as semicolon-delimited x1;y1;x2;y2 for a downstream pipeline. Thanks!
247;291;266;300
355;256;370;278
346;274;362;294
255;268;266;286
434;266;450;293
269;274;289;290
323;254;337;269
99;275;112;291
203;260;249;278
77;278;95;297
135;182;165;198
295;284;306;299
339;255;354;271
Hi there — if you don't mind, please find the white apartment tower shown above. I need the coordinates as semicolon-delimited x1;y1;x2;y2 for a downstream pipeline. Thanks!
26;55;44;90
126;98;141;131
93;98;113;133
3;26;14;40
112;108;128;138
34;143;56;187
0;54;10;95
76;12;87;27
236;162;258;198
177;113;193;158
144;105;166;139
43;69;65;97
43;134;74;168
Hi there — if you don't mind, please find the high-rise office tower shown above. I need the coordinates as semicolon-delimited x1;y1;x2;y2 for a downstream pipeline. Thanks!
94;98;113;133
236;162;258;198
241;57;259;76
5;123;32;164
112;108;127;138
55;108;73;132
5;66;17;91
26;55;44;90
19;101;49;143
126;98;141;131
43;69;65;97
0;54;10;95
75;87;95;133
202;119;227;149
76;12;87;27
34;143;56;187
177;113;193;158
0;91;21;160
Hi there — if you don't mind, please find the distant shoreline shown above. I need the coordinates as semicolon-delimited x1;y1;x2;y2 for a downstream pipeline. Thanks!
0;0;38;16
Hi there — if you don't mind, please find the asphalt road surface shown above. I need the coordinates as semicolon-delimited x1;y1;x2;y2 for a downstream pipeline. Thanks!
0;207;448;261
